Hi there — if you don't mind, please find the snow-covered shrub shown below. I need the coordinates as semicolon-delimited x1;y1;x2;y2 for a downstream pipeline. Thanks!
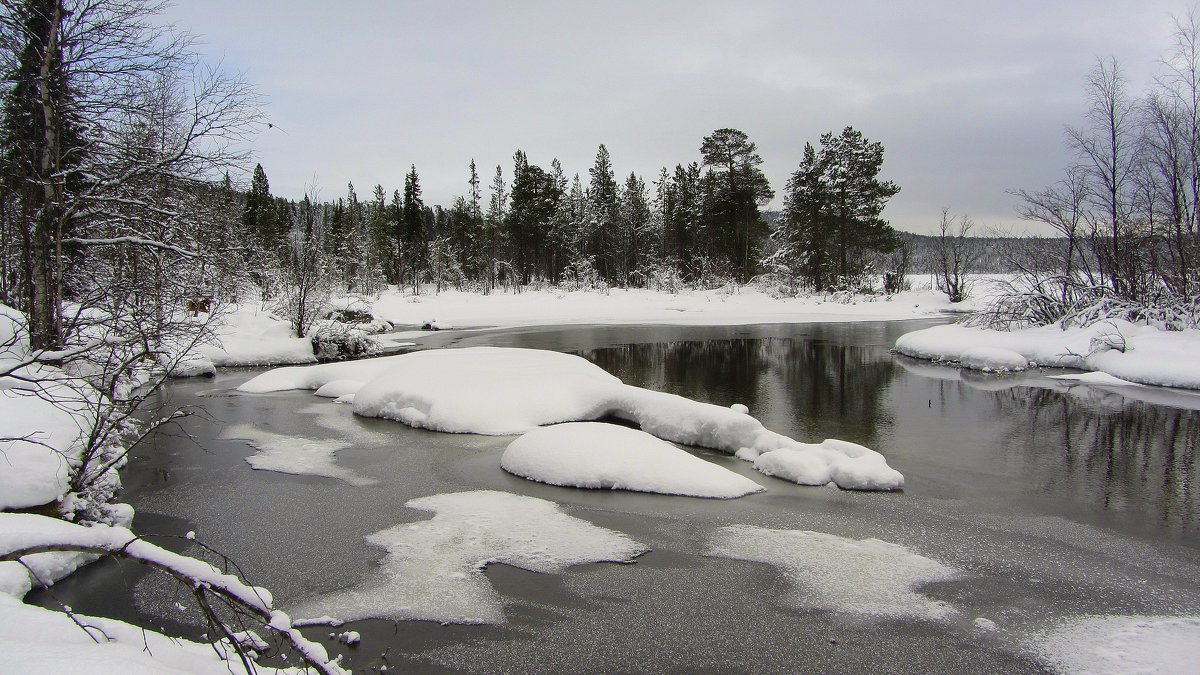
637;262;686;294
561;257;608;292
309;321;380;360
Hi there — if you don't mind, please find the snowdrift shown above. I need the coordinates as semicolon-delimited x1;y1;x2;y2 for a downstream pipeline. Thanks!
240;346;905;491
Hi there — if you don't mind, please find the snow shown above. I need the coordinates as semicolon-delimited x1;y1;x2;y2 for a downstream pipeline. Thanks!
959;346;1028;372
753;439;904;490
368;282;969;331
501;422;765;498
313;378;366;398
0;388;87;510
289;490;647;624
896;320;1200;390
220;424;377;486
241;346;905;491
1047;371;1140;386
1034;615;1200;674
189;304;316;370
0;513;348;674
707;525;958;620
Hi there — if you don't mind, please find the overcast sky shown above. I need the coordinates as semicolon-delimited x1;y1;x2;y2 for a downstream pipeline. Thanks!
163;1;1187;234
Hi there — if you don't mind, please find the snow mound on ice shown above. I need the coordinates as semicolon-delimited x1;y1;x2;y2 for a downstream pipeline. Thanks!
707;525;958;620
1034;615;1200;675
241;347;905;491
959;346;1028;372
350;348;621;434
288;490;646;624
314;379;366;399
753;439;903;490
239;353;427;394
221;424;376;486
501;422;764;498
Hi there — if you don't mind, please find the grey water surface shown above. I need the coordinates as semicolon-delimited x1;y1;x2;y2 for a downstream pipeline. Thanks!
33;320;1200;673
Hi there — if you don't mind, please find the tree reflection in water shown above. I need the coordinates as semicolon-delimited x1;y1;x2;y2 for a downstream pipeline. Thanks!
579;335;1197;540
995;386;1197;537
577;335;898;467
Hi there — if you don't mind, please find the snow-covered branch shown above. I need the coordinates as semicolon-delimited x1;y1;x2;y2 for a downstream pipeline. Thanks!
1;522;348;675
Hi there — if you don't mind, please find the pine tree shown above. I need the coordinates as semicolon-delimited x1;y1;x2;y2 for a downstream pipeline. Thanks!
778;127;900;290
698;128;774;282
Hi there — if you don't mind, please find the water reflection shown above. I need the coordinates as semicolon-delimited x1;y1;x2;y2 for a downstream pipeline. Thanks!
577;336;897;450
997;387;1197;536
576;334;1198;541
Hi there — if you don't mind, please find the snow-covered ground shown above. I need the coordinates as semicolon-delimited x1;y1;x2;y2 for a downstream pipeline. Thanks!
895;319;1200;390
367;281;975;331
178;275;987;374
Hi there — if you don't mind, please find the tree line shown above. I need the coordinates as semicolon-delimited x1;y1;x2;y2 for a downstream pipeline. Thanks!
235;126;903;317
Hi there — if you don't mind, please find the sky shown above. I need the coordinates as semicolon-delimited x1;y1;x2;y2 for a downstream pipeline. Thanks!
161;1;1188;235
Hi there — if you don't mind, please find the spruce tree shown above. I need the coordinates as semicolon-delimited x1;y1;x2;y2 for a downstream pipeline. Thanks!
587;144;619;282
402;165;427;293
242;164;277;253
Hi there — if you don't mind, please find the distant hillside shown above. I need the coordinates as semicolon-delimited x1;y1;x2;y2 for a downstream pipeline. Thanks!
760;211;1063;274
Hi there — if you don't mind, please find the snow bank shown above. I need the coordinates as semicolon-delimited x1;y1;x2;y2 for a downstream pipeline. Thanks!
241;347;905;491
959;346;1028;372
895;323;1089;368
501;422;765;498
1034;615;1200;674
191;304;315;369
707;525;958;620
0;305;98;510
896;320;1200;389
289;490;647;624
369;283;968;331
0;389;87;510
220;424;377;486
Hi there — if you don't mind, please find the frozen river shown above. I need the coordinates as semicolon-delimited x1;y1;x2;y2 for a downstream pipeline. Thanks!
34;320;1200;673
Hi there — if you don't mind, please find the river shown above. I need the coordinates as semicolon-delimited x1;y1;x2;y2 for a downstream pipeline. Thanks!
33;320;1200;673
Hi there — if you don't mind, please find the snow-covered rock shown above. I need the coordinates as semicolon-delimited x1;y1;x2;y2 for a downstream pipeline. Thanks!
0;389;86;510
501;422;765;498
288;490;647;624
707;525;959;620
241;347;905;491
